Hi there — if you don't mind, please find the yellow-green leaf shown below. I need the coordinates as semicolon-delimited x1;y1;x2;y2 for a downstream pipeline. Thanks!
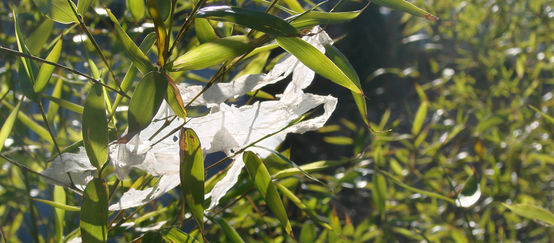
77;0;95;15
412;100;428;135
276;36;363;94
82;83;109;170
197;6;300;37
107;9;155;74
1;101;52;143
27;19;54;55
273;160;344;179
161;227;200;243
372;174;387;214
32;0;79;24
147;0;169;67
53;186;66;243
166;76;187;118
46;78;65;121
370;0;437;21
210;217;245;243
195;18;218;43
0;100;21;152
127;71;167;134
44;95;84;114
127;0;146;21
179;128;204;232
243;151;293;236
503;203;554;226
172;35;252;71
13;11;38;99
34;37;63;94
32;197;80;212
289;10;363;30
80;178;109;243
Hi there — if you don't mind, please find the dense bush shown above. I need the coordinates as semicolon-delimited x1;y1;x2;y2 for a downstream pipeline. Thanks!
0;0;552;242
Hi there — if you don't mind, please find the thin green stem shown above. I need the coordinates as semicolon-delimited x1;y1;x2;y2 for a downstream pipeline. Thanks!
168;0;208;56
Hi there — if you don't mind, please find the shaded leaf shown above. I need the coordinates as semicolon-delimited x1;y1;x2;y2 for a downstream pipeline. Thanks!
172;35;252;71
195;18;218;43
179;128;204;232
412;100;428;135
210;216;245;243
370;0;438;20
243;151;293;236
34;37;63;94
0;100;21;152
46;78;65;121
127;71;167;134
80;178;109;243
1;101;52;143
378;169;455;203
372;174;387;214
276;36;363;94
165;75;187;118
300;222;317;243
83;83;109;170
529;105;554;124
27;18;54;55
273;160;345;179
13;11;38;99
147;0;169;67
77;0;95;15
503;203;554;226
127;0;146;21
197;6;300;37
32;0;79;24
107;9;155;74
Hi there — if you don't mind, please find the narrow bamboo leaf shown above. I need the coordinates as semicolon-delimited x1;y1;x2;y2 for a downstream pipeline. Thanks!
34;37;63;94
412;100;428;135
281;0;304;13
0;100;21;152
210;217;245;243
243;151;293;236
503;203;554;226
127;71;167;134
53;186;66;243
529;105;554;124
289;10;363;30
276;37;363;94
372;174;387;214
255;146;323;184
32;0;79;24
27;19;54;55
275;182;334;231
107;9;155;74
77;0;95;14
172;36;251;71
179;128;204;232
127;0;146;21
273;160;344;179
300;222;316;243
80;178;109;243
46;78;64;121
44;95;84;114
370;0;438;21
13;11;39;99
378;169;455;203
166;76;187;118
147;0;169;67
161;227;200;243
324;44;369;127
33;197;81;211
83;83;108;170
195;18;218;43
196;6;300;37
1;101;52;142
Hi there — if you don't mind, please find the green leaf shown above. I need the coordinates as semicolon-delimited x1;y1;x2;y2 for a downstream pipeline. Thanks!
179;128;205;232
273;160;345;179
77;0;95;14
127;71;167;134
210;217;245;243
289;10;363;30
53;186;66;243
0;100;21;152
529;105;554;124
161;227;200;243
378;169;455;203
32;0;79;24
107;9;155;74
370;0;438;21
324;44;369;128
196;6;300;37
412;100;428;135
27;18;54;55
83;83;109;170
255;146;323;184
300;222;317;243
172;36;252;71
34;37;62;94
1;101;52;143
127;0;146;21
372;174;387;214
32;197;80;212
503;204;554;226
165;73;187;119
147;0;169;67
80;178;109;243
13;11;39;99
457;172;481;208
44;95;84;114
243;151;293;236
46;78;65;121
276;36;363;94
195;18;218;43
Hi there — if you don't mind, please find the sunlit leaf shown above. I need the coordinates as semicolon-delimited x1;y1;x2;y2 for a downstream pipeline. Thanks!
503;203;554;226
147;0;169;66
127;71;167;134
27;18;54;55
179;128;204;232
273;160;345;179
127;0;146;21
370;0;438;21
378;169;455;203
0;100;21;152
166;76;187;118
1;101;52;143
161;227;200;243
44;95;84;114
80;178;109;243
32;0;79;24
53;186;66;243
46;78;64;121
197;6;300;37
77;0;95;15
83;83;108;170
243;151;293;236
107;9;155;74
34;37;62;94
412;100;428;135
32;197;80;212
289;10;363;30
210;216;245;243
529;105;554;124
171;35;252;71
276;36;363;94
195;18;218;43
